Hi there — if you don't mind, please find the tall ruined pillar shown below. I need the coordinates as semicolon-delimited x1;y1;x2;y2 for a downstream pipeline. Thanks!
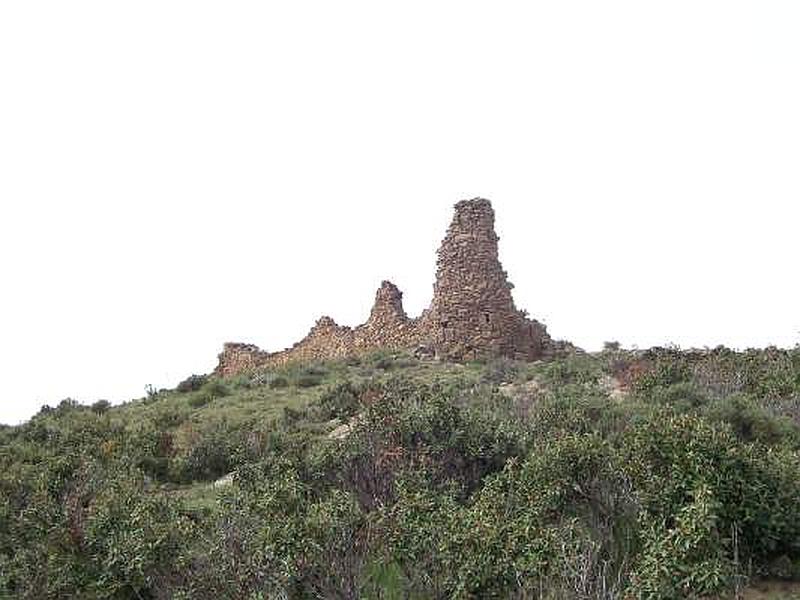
420;198;550;360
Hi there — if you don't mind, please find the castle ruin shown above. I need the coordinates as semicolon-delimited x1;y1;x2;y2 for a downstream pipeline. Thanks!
215;198;570;376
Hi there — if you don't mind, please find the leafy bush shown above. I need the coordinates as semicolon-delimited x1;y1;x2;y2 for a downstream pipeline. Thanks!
296;374;323;388
648;381;709;409
83;471;196;597
188;379;230;407
317;381;362;421
270;375;289;389
90;399;111;414
188;393;212;408
481;357;521;384
303;365;328;377
176;374;208;393
3;350;800;599
202;379;229;398
706;394;800;448
542;354;602;386
633;354;692;393
622;413;800;593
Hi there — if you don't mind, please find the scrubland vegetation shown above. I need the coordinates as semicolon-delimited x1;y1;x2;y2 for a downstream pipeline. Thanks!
1;347;800;598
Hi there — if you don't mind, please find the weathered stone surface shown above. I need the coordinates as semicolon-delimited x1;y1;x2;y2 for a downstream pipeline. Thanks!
418;198;551;361
215;198;574;376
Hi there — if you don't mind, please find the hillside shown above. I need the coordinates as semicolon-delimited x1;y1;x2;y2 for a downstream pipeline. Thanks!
1;347;800;598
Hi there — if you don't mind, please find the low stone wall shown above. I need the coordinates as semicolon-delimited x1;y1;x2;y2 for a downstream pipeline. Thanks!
215;198;573;376
215;343;272;377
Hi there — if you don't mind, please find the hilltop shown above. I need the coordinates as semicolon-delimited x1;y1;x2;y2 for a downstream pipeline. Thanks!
215;198;574;377
1;201;799;598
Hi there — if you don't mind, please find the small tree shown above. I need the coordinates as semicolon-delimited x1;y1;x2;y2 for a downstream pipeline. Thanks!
90;399;111;415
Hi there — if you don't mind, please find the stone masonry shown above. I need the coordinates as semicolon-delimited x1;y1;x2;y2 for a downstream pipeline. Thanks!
417;198;552;361
215;199;571;376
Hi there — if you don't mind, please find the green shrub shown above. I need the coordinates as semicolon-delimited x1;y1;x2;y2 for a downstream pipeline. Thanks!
4;350;800;599
153;405;188;429
384;434;636;597
176;374;207;393
393;357;418;369
631;483;736;598
174;425;240;482
630;349;692;394
759;394;800;426
622;412;800;593
296;374;323;388
318;381;362;420
648;381;709;409
202;379;229;398
228;374;252;390
188;393;212;408
542;355;602;386
345;355;362;367
706;394;800;448
303;365;328;377
481;357;521;385
84;471;195;597
282;406;306;426
270;375;289;389
188;379;230;408
90;399;111;414
374;356;394;370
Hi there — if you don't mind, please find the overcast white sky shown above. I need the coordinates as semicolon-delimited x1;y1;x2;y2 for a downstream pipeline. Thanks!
1;2;799;424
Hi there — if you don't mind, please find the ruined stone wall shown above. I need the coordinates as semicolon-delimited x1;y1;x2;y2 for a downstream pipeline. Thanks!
215;198;570;376
416;198;551;361
215;282;423;376
216;343;272;377
352;281;420;352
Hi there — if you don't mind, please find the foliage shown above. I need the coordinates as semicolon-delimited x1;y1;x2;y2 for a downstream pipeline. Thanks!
90;399;111;415
270;375;289;389
176;374;208;393
1;347;799;598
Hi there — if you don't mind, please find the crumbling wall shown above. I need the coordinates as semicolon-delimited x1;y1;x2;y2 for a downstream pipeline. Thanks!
282;316;355;363
417;198;551;361
215;198;571;376
215;343;272;377
353;281;419;352
215;282;422;375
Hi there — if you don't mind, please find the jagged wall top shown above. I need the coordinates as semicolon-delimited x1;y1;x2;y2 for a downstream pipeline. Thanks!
215;198;567;376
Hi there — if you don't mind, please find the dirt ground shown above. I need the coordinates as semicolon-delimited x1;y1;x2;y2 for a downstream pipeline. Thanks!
737;581;800;599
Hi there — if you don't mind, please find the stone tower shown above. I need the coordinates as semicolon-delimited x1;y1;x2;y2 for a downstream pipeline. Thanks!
419;198;551;360
214;197;567;376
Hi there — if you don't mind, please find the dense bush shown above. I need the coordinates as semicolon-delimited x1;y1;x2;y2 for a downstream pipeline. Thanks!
623;412;800;596
90;399;111;414
542;354;603;386
317;380;363;421
707;394;800;449
187;379;230;407
176;374;208;393
270;375;289;389
2;348;799;598
296;374;324;388
480;357;522;384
